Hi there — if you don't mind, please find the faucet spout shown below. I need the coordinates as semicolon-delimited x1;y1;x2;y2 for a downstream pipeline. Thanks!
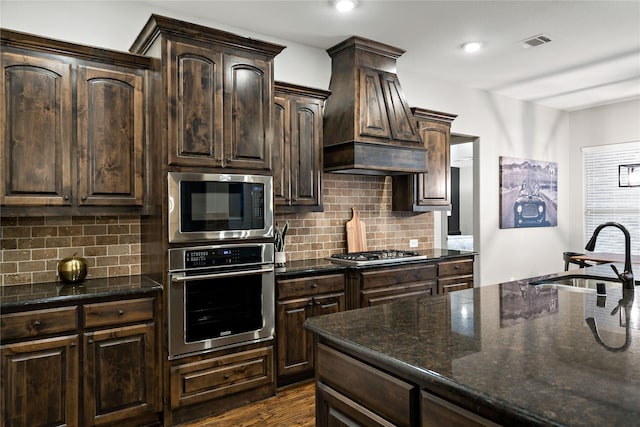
585;222;635;289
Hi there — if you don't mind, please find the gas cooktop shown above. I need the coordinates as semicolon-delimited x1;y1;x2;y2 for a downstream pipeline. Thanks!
328;249;428;266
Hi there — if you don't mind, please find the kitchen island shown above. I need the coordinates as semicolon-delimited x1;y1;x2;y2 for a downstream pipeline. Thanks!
304;263;640;426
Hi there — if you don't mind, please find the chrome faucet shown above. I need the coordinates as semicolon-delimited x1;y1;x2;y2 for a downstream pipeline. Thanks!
585;222;635;289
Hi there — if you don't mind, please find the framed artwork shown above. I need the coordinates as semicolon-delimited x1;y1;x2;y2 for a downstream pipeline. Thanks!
499;156;557;229
619;163;640;187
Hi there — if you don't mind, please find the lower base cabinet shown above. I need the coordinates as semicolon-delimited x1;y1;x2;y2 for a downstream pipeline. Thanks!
0;294;161;427
276;273;345;386
1;335;80;427
315;343;499;427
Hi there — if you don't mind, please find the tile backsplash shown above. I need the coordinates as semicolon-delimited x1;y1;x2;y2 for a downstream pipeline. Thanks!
275;174;434;262
1;215;141;286
1;174;434;286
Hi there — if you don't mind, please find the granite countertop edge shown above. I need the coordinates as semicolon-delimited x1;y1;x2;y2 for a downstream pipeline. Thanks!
1;274;163;310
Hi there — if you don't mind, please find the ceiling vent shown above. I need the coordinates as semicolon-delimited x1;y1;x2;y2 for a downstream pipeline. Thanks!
521;33;552;48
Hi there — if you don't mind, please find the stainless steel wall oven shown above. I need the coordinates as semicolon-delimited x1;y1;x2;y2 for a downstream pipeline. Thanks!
167;243;275;358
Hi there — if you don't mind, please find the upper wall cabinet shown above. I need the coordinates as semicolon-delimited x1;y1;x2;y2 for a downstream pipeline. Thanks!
0;29;150;216
392;108;457;211
274;82;330;212
130;14;285;171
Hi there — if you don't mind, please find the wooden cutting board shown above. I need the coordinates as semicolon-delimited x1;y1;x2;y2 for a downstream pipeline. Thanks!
346;207;367;252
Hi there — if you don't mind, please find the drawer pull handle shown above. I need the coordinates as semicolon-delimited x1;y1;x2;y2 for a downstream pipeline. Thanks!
224;374;230;380
70;341;76;347
311;283;318;288
118;310;124;315
32;320;41;328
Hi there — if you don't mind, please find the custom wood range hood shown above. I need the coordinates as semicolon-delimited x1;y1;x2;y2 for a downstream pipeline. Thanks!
322;36;426;175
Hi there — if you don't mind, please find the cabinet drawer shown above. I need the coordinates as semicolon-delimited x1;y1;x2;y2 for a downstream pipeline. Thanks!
317;344;414;426
170;346;274;408
1;306;78;341
84;297;154;328
278;274;345;299
438;258;473;277
360;264;436;290
421;390;500;427
438;276;473;294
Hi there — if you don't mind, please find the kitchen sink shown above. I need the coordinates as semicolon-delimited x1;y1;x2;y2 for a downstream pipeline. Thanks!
529;275;622;292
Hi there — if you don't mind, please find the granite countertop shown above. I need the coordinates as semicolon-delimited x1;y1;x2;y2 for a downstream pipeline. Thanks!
276;248;475;277
305;263;640;426
0;275;162;311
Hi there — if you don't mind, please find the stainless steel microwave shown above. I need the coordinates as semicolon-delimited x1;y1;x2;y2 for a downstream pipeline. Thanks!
167;172;273;243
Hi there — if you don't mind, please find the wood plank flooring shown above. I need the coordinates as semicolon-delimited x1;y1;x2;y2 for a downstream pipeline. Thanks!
179;382;315;426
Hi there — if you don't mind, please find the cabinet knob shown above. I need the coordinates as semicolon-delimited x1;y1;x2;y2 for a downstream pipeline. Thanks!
88;338;94;344
224;374;230;380
311;283;318;289
81;194;87;201
32;320;41;328
118;309;124;315
63;194;70;201
70;341;76;347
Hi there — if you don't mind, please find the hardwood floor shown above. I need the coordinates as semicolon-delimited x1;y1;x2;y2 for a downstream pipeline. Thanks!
179;382;315;426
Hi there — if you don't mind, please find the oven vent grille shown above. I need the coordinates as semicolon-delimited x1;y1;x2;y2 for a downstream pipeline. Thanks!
521;33;552;48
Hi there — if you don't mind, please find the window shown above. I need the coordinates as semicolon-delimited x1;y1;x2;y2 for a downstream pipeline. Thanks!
583;141;640;255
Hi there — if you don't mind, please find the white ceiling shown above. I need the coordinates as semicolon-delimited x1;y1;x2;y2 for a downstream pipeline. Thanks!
142;0;640;112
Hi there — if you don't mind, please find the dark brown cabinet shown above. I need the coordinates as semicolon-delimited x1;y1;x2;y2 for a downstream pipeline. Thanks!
358;68;421;144
0;294;161;427
0;29;150;215
316;344;415;427
392;108;457;211
276;273;345;385
437;257;474;294
274;82;330;212
351;263;437;309
82;297;159;426
1;307;79;427
130;15;284;171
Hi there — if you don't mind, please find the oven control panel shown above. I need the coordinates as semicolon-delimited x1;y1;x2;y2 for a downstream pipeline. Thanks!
169;242;273;271
185;247;261;268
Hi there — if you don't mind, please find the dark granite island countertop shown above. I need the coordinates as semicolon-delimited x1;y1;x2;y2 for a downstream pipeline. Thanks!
304;265;640;426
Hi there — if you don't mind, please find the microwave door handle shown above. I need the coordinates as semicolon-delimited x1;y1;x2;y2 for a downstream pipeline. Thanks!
171;267;274;282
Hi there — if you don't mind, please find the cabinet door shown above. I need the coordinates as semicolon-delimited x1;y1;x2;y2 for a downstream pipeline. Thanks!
290;97;322;209
1;335;79;427
0;51;72;206
167;40;223;167
276;297;314;379
273;94;291;206
379;71;421;144
416;120;450;207
223;53;272;171
358;68;391;139
83;322;158;426
77;65;145;206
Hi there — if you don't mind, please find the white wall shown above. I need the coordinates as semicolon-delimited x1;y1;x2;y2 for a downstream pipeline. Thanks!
568;99;640;253
0;0;598;286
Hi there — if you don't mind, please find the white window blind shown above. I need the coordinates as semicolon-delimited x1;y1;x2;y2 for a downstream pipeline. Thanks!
583;141;640;255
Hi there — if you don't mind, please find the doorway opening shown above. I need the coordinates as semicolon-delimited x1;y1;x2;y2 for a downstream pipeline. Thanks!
435;133;479;253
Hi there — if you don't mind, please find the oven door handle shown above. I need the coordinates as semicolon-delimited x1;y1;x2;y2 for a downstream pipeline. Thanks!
171;267;274;282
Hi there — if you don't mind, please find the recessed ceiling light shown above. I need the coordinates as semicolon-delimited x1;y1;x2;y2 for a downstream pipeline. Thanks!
333;0;358;12
461;41;483;53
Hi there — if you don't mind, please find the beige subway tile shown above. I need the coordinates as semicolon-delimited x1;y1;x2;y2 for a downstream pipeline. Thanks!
3;273;31;285
46;237;72;248
59;225;84;236
1;217;18;226
96;235;118;245
95;216;119;224
18;260;47;272
32;271;57;284
31;248;58;260
32;226;58;238
96;256;119;267
83;225;107;235
1;262;17;274
1;239;18;250
3;227;31;238
45;216;72;225
72;236;96;246
107;245;130;256
84;246;107;257
109;265;130;277
108;224;130;235
4;250;31;261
